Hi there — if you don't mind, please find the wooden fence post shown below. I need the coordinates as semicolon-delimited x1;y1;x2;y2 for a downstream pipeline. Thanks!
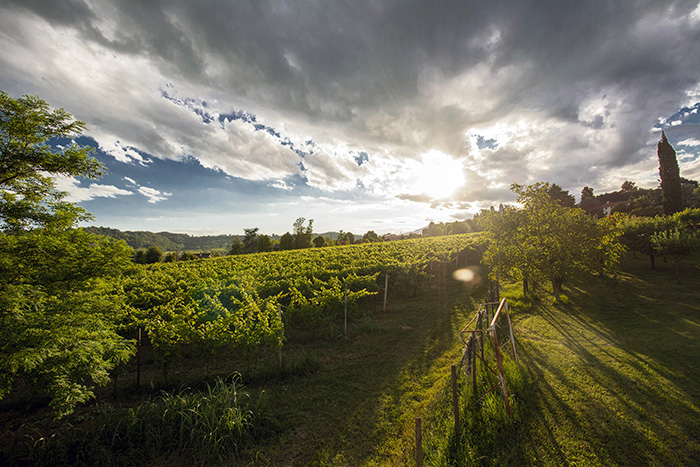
344;286;348;336
415;416;423;467
451;365;460;442
278;304;283;368
383;274;389;312
136;326;141;389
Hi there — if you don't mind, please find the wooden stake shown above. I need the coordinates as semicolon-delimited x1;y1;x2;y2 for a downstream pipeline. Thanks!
383;274;389;312
136;326;141;389
415;416;423;467
278;304;283;368
344;286;348;336
451;365;460;442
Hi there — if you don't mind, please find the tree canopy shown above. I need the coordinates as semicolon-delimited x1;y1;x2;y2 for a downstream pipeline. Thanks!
480;182;623;302
0;91;135;417
0;92;103;232
658;131;683;215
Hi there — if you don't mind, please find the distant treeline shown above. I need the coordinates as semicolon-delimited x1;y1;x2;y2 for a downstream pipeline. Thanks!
84;227;240;252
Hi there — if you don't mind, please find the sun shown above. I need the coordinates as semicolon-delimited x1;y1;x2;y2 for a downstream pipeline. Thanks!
412;150;465;200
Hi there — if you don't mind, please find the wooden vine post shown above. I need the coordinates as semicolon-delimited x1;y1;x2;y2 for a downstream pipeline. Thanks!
344;286;348;336
277;304;283;368
451;365;460;441
136;326;142;389
383;274;389;312
415;416;423;467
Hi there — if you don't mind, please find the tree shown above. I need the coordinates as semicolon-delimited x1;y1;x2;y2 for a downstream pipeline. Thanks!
650;229;700;282
134;249;147;264
621;180;637;192
0;92;103;232
228;237;243;255
242;227;259;254
145;245;163;264
279;232;294;250
0;229;134;417
658;131;683;215
481;182;623;302
256;234;273;252
547;183;576;207
581;186;594;201
362;230;382;243
292;217;313;249
0;92;135;417
313;235;326;247
163;252;177;262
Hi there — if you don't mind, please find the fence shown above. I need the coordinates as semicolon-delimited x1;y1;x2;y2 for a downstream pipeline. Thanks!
411;291;519;466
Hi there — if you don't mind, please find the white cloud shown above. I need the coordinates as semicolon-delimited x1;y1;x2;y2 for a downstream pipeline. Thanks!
138;186;172;204
54;176;133;202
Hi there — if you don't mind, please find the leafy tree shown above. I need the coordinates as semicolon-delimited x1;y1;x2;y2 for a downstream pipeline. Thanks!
180;251;198;261
256;234;273;252
292;217;313;249
0;229;134;417
581;186;594;201
547;183;576;207
0;92;103;232
242;227;259;254
651;229;700;282
163;252;178;262
145;245;163;264
134;249;147;264
362;230;382;243
228;237;243;255
481;182;623;302
658;131;683;215
279;232;294;250
313;235;326;247
621;180;638;192
0;92;137;416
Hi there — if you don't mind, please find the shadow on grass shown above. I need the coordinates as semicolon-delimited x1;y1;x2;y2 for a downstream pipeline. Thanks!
509;253;700;466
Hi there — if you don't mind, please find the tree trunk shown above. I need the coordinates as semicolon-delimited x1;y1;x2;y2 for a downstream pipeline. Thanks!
551;277;563;303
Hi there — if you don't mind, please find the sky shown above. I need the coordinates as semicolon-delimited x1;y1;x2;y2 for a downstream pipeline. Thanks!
1;0;700;236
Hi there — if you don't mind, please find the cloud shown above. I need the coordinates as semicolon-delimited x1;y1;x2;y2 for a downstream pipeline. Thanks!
138;186;172;204
2;0;700;233
54;176;133;203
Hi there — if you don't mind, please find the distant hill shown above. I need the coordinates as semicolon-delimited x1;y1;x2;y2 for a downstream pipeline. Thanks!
85;227;239;252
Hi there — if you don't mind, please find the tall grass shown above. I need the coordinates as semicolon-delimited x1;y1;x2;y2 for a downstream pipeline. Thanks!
421;355;530;466
9;375;272;466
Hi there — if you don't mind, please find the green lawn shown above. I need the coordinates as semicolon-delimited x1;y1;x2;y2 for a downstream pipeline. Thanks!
501;253;700;466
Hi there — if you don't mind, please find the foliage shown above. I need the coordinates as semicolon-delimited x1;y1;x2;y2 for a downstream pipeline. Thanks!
256;234;272;253
14;376;268;465
650;229;700;281
0;229;135;417
547;183;575;207
658;131;683;215
480;182;623;301
242;227;259;254
229;236;243;255
0;92;103;232
361;230;382;243
292;217;313;249
279;232;294;250
145;245;162;264
313;235;326;247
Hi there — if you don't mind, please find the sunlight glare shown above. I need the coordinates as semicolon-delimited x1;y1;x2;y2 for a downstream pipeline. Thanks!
413;150;465;199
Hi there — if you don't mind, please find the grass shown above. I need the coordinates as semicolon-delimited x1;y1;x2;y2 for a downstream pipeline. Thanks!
490;253;700;466
2;252;700;465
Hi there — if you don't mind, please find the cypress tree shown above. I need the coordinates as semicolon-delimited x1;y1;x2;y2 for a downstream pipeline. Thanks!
657;131;683;215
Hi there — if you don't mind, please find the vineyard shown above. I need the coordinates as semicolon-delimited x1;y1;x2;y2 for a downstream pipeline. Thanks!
119;233;488;376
